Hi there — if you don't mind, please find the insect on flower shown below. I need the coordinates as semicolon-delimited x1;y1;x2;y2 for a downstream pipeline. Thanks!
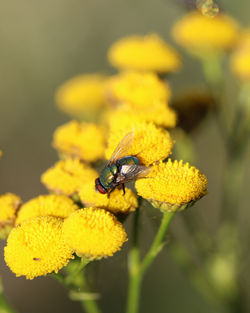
95;132;150;196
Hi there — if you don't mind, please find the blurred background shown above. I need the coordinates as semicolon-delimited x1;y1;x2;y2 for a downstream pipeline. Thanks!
0;0;250;312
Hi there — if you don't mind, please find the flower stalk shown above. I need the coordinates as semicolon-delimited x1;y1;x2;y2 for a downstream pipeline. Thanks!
126;208;175;313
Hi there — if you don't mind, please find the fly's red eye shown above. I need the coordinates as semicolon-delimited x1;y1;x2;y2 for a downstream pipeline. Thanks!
95;178;107;194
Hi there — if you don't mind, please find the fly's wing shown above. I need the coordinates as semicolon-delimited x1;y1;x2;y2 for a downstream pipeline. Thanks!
106;131;134;167
116;164;151;184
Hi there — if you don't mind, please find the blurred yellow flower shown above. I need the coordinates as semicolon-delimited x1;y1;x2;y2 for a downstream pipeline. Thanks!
230;30;250;80
16;194;78;225
41;158;98;196
79;181;137;214
53;120;105;162
0;150;2;158
55;74;107;118
106;71;171;108
107;106;177;129
172;11;239;54
108;34;181;73
5;216;73;279
0;193;22;239
106;121;173;166
135;159;207;212
62;208;127;259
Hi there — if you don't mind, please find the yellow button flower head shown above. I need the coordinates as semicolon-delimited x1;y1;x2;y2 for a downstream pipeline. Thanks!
106;71;171;108
62;208;127;259
55;74;107;118
16;194;78;225
0;150;2;158
135;159;207;212
106;121;173;166
5;216;73;279
53;120;105;162
41;158;98;196
172;11;239;55
230;30;250;80
108;34;181;73
79;182;137;214
0;193;22;239
107;106;177;129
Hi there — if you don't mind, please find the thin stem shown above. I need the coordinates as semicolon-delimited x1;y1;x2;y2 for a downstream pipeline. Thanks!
140;212;175;275
126;206;141;313
126;211;175;313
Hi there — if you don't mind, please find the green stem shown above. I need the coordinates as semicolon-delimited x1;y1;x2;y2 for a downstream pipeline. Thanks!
0;285;17;313
126;211;175;313
140;212;175;275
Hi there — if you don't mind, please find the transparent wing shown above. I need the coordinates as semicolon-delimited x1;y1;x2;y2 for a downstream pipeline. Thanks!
107;131;134;167
116;164;151;184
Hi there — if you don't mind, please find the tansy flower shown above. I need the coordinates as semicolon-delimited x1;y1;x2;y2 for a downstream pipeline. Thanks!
0;150;2;158
0;193;22;239
108;34;181;73
53;120;105;162
55;74;107;119
79;182;137;214
106;71;171;108
135;159;207;212
62;208;127;259
106;121;173;166
230;30;250;80
107;106;177;129
41;158;98;196
5;216;73;279
16;194;78;225
172;11;239;55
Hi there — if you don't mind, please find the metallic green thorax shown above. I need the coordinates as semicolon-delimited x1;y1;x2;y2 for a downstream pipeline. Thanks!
99;164;118;189
99;156;139;190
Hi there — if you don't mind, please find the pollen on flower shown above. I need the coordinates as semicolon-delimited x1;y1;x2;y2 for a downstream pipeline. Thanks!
106;121;173;166
172;11;239;54
108;34;181;73
62;208;127;259
16;194;78;225
53;120;105;162
55;74;107;118
135;159;208;212
106;71;171;108
107;105;177;129
4;216;74;279
41;158;98;196
79;182;137;214
0;193;22;239
0;193;22;223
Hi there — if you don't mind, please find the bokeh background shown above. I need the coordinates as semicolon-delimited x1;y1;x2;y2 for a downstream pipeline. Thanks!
0;0;250;312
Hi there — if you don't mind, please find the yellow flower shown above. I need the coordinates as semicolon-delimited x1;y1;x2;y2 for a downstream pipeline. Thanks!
0;193;22;239
135;159;207;212
106;71;171;108
53;120;105;162
5;216;73;279
16;194;78;225
62;208;127;259
108;34;181;73
55;74;107;118
107;106;177;129
230;30;250;80
79;182;137;214
41;158;98;196
106;121;173;166
0;150;2;158
172;11;239;54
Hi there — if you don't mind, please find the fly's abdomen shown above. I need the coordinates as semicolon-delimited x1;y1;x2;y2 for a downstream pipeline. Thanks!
117;156;140;167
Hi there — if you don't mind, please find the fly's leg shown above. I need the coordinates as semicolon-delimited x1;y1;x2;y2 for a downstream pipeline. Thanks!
122;184;126;196
107;185;117;198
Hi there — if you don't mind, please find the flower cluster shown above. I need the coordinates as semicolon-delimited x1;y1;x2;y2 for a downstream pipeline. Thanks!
4;29;209;280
